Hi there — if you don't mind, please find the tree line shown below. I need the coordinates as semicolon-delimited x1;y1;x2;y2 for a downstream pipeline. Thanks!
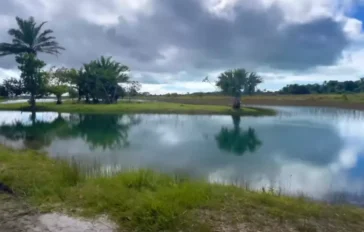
279;79;364;95
0;17;140;109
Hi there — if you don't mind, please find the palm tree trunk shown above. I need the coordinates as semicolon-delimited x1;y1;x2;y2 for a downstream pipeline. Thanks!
232;93;241;110
30;93;36;111
56;95;62;104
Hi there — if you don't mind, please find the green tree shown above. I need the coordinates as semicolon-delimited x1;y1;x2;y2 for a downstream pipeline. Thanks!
81;56;130;103
0;16;65;109
0;85;9;98
245;72;263;95
47;67;71;104
127;81;141;101
16;53;48;110
68;87;78;102
216;69;249;109
3;77;23;97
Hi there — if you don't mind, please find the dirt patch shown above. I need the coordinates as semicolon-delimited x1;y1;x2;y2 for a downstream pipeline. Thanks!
0;194;116;232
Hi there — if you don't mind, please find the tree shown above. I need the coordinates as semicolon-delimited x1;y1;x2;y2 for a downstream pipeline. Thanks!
0;85;9;98
245;72;263;95
216;69;262;109
81;56;130;103
127;81;141;101
0;16;65;109
16;53;48;110
68;87;78;102
47;67;71;104
0;16;64;56
3;77;23;97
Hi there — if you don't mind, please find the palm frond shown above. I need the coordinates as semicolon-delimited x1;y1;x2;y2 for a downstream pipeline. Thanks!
0;43;28;56
1;16;65;57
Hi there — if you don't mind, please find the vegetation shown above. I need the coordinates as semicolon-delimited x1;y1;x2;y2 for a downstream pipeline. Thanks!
46;67;70;104
0;16;65;110
214;69;262;109
0;17;139;109
279;79;364;95
0;146;363;231
0;101;275;116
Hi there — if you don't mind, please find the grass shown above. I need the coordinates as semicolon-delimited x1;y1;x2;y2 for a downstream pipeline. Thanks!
145;94;364;110
0;101;275;116
0;146;364;231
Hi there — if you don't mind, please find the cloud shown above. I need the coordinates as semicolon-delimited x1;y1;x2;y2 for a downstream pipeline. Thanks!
0;0;362;92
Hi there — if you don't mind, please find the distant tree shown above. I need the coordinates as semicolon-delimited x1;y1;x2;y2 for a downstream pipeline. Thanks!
127;81;141;100
46;67;71;104
278;78;364;95
245;72;263;95
216;69;262;109
68;87;78;102
3;77;23;97
0;85;9;98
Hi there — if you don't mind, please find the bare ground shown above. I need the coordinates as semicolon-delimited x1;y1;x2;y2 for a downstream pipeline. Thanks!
0;194;116;232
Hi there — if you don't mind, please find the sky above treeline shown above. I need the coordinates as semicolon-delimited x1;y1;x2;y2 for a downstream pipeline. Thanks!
1;0;364;94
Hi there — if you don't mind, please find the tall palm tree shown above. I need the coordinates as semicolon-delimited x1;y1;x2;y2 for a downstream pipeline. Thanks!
0;16;64;56
0;16;64;110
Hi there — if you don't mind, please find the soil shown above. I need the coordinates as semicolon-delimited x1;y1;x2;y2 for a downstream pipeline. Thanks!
0;194;116;232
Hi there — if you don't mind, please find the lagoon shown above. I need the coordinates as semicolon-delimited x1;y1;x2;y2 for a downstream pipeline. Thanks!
0;106;364;205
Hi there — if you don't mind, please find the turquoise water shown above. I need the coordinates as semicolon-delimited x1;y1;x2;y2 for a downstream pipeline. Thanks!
0;106;364;205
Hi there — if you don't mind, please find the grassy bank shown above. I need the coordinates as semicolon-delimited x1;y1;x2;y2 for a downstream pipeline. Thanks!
0;147;364;231
146;94;364;110
0;101;275;116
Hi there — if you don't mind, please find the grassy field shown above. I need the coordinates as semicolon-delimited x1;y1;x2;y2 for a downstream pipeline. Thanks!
0;101;275;116
0;146;364;231
146;93;364;110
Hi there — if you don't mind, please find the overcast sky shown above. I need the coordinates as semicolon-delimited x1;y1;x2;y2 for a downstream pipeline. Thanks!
1;0;364;94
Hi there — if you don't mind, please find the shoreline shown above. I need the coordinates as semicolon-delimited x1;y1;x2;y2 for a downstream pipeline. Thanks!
145;96;364;111
0;101;276;116
0;146;363;231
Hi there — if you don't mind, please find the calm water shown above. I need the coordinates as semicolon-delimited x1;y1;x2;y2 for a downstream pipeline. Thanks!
1;106;364;205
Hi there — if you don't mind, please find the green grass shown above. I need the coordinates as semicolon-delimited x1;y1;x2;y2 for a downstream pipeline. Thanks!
0;101;275;116
0;146;364;231
147;93;364;103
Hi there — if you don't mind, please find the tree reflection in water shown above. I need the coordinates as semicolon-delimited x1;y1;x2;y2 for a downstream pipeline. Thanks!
215;115;262;156
0;113;141;150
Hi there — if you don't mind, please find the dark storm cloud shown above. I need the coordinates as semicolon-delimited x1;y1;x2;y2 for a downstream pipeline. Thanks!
0;0;352;82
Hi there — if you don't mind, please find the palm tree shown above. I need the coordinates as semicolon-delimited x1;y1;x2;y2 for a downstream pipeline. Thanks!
246;72;263;95
216;69;249;109
216;69;263;109
0;16;64;110
0;16;64;56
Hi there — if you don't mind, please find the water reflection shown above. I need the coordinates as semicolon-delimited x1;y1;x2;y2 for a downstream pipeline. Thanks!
0;107;363;206
0;113;141;150
215;116;262;156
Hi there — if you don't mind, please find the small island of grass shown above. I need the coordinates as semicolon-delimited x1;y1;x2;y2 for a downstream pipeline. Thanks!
0;101;276;116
